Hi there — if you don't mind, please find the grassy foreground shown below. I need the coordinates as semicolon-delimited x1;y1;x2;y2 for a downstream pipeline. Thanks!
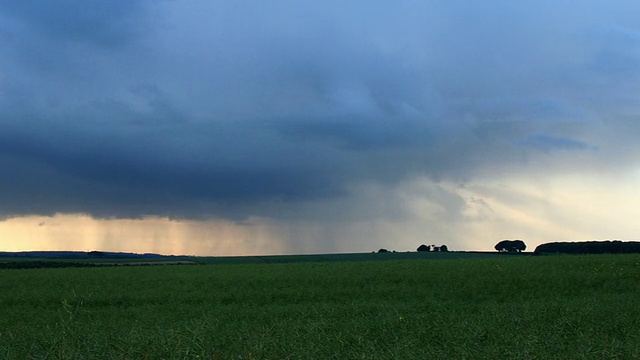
1;254;639;359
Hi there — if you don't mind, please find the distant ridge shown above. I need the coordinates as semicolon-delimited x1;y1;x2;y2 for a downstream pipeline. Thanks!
0;251;170;259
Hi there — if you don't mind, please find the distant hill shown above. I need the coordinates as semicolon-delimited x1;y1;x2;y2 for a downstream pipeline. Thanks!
0;251;168;259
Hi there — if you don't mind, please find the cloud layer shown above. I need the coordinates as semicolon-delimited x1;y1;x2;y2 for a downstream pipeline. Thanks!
1;1;640;252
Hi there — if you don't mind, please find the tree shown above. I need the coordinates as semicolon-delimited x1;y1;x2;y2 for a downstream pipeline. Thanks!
377;248;389;253
440;244;449;252
417;244;430;252
495;240;510;252
495;240;527;253
512;240;526;252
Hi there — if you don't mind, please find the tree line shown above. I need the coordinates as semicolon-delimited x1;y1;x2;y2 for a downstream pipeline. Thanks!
534;240;640;254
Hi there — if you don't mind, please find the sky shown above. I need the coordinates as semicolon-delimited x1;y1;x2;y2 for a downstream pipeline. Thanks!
1;1;640;255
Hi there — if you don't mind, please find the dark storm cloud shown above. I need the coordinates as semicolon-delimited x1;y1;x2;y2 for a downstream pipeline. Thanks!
1;0;640;220
0;0;147;47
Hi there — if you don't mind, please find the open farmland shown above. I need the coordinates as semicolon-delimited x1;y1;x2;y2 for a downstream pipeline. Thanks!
1;254;640;359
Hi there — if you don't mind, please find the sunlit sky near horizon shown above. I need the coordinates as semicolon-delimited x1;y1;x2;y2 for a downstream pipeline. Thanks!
2;1;640;256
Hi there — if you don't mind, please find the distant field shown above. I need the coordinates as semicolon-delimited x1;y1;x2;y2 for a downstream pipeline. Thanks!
0;250;509;267
1;254;639;359
191;250;511;265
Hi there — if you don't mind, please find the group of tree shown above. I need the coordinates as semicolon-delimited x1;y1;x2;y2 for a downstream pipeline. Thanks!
534;240;640;254
417;244;449;252
375;245;450;253
494;240;527;253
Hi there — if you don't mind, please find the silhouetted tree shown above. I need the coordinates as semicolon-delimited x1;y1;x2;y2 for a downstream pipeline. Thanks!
417;244;430;252
512;240;526;252
440;244;449;252
495;240;527;253
495;240;510;252
377;248;389;253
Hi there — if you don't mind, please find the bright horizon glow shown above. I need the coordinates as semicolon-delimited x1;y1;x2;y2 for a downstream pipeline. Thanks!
0;214;288;256
2;171;639;256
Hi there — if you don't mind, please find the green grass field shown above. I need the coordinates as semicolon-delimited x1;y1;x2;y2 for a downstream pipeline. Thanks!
1;254;639;359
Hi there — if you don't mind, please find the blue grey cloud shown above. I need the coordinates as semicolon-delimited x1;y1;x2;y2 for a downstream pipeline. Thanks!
1;0;639;221
518;135;592;152
0;0;148;47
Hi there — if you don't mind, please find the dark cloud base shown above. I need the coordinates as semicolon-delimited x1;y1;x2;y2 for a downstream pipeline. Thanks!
1;0;638;222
